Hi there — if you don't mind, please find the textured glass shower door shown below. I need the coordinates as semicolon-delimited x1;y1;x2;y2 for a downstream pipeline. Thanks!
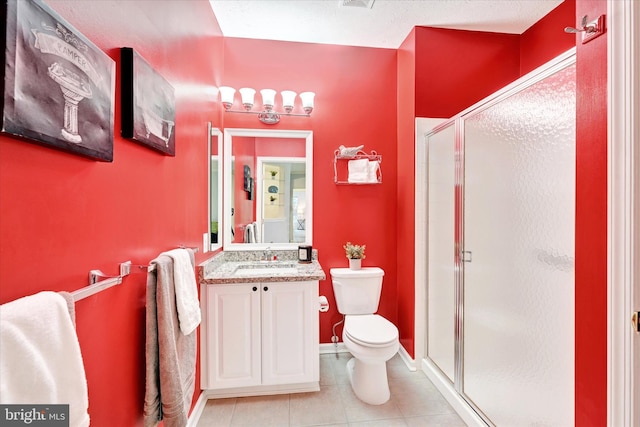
461;62;576;426
426;123;457;382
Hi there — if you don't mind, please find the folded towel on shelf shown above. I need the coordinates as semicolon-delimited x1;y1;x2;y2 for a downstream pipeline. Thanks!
158;249;201;335
368;160;380;183
145;251;197;427
348;158;370;183
0;291;90;427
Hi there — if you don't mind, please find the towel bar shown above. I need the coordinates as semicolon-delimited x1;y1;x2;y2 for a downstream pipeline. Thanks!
72;261;131;301
70;247;199;301
130;246;200;273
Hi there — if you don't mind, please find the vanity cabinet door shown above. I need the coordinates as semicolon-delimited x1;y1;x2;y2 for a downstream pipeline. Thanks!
261;281;319;385
205;284;261;389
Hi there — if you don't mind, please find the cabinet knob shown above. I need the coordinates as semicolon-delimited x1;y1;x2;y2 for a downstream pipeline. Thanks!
252;286;258;292
263;286;269;292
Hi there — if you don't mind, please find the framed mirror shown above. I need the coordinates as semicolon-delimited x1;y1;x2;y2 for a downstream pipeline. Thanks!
209;124;223;251
223;128;313;250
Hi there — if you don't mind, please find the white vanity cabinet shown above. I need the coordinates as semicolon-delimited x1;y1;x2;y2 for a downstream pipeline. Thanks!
201;280;319;396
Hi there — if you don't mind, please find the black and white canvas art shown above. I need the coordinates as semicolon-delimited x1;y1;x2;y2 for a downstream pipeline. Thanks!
1;0;116;161
121;47;175;156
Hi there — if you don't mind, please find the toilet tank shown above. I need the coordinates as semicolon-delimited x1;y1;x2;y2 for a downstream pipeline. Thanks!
330;267;384;315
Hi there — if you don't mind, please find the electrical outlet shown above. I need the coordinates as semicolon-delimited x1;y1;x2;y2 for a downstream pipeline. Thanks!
202;232;209;253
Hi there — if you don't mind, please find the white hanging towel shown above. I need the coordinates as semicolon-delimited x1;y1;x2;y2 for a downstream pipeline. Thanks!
252;221;261;243
246;223;256;243
0;291;90;427
158;249;201;335
348;158;370;183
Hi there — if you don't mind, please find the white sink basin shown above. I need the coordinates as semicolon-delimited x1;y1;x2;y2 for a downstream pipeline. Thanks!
234;267;299;276
233;262;299;277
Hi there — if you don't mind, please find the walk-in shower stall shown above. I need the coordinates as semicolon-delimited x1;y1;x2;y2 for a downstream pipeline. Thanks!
423;50;576;426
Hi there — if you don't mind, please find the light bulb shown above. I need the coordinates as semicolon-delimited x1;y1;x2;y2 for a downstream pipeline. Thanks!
260;89;276;111
299;92;315;115
219;86;235;110
281;90;297;113
239;87;256;111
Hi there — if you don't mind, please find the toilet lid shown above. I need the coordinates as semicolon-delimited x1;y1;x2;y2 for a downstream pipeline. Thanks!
344;315;398;346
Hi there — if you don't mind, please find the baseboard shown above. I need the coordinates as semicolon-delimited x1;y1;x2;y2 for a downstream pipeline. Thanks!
397;344;417;371
319;342;349;354
202;382;319;399
320;342;417;372
421;358;487;427
186;391;208;427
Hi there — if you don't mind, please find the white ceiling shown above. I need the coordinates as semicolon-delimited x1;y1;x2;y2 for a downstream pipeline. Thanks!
208;0;564;49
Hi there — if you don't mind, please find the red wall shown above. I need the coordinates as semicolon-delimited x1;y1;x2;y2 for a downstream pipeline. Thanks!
414;28;521;118
396;29;417;352
222;38;399;343
0;1;223;425
256;137;306;158
521;0;577;75
574;1;608;424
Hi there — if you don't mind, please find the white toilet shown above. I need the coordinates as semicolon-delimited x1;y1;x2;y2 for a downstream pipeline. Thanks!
330;267;399;405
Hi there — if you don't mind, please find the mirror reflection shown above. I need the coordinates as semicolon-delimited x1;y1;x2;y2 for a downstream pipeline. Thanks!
223;129;313;249
209;125;223;251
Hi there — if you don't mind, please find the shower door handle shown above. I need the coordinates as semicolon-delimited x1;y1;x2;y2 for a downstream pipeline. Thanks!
461;251;472;262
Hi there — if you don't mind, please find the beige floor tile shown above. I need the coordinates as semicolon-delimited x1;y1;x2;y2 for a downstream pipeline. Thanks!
197;397;237;427
230;394;290;426
387;355;424;380
338;382;404;423
320;355;337;386
289;385;348;426
394;393;457;418
195;352;467;427
404;413;467;427
326;352;353;385
348;418;409;427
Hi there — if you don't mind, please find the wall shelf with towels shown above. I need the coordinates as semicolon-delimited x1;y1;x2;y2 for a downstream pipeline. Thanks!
333;150;382;184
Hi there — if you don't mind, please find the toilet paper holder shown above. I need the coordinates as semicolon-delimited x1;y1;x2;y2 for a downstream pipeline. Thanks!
319;295;329;312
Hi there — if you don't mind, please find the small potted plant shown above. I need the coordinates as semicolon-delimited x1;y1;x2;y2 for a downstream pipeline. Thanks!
343;241;365;270
270;170;278;178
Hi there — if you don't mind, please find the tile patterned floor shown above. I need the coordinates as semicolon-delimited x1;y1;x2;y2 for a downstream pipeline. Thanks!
196;352;467;426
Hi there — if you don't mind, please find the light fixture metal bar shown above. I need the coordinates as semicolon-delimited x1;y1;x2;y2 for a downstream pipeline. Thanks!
224;110;310;118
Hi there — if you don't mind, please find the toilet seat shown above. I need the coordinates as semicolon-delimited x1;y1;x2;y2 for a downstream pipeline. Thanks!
344;315;398;347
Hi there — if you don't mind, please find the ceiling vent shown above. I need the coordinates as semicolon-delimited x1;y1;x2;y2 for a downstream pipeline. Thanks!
339;0;375;9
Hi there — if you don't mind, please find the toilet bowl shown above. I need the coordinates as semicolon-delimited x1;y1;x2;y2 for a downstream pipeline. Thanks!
342;314;399;405
330;266;399;405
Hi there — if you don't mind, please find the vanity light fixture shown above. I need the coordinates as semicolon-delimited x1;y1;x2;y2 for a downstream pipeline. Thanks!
218;86;315;125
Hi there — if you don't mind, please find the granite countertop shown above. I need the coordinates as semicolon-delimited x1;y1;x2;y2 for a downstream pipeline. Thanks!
198;250;326;284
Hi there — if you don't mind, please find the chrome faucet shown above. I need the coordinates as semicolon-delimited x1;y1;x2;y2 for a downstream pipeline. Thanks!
262;247;273;261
